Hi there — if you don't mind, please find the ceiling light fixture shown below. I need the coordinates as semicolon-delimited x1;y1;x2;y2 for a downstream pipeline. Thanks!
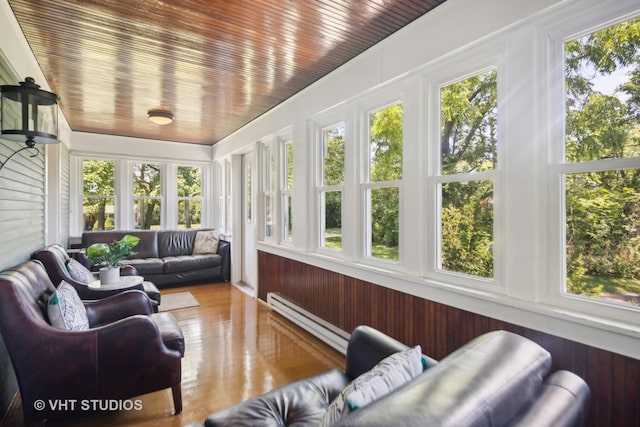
147;108;174;125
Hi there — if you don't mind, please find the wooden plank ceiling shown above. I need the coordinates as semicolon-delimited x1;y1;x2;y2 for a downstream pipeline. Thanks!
8;0;446;145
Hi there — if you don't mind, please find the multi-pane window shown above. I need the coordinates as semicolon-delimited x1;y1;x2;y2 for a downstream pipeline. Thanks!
319;123;345;251
263;146;275;239
133;162;161;229
282;140;294;243
437;69;497;278
82;159;115;230
563;17;640;306
364;103;403;261
225;160;232;235
177;166;202;229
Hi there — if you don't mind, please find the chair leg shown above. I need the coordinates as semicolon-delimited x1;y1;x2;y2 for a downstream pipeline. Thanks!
172;383;182;414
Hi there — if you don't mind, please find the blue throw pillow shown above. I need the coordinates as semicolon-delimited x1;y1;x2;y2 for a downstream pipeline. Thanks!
66;258;95;284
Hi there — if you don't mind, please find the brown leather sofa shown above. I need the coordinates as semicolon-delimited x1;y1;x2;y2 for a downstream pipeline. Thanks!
0;260;185;425
79;229;231;287
32;244;162;310
192;326;590;427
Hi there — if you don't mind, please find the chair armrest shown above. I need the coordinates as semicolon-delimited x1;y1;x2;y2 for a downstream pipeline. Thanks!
84;290;154;326
120;265;139;276
217;239;231;282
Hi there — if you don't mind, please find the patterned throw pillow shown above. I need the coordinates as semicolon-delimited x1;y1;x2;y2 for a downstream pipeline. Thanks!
48;281;90;331
192;230;220;255
66;258;95;284
320;346;424;426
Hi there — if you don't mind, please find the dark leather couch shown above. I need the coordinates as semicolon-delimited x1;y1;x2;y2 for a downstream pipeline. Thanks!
0;260;185;425
32;243;162;310
79;229;231;287
192;326;590;427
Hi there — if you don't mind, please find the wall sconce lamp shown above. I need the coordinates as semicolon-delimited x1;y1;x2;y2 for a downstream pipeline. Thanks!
147;107;174;125
0;77;60;171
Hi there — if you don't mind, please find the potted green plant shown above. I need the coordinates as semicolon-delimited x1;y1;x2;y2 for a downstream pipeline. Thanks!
85;234;140;285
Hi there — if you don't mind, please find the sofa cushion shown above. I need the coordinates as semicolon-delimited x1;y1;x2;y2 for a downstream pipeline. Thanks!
163;254;222;274
48;281;89;331
121;258;165;275
82;230;159;259
158;229;199;258
321;345;423;426
193;230;220;255
66;258;95;284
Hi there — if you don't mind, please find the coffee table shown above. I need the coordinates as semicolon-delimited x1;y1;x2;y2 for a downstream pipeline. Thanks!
87;275;144;298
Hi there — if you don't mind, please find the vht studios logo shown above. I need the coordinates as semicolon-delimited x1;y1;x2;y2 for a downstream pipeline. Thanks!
33;399;143;411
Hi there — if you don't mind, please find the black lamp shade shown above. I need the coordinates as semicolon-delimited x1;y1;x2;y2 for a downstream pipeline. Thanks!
1;77;60;147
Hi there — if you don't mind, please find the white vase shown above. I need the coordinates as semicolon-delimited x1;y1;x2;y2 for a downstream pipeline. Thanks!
99;267;120;285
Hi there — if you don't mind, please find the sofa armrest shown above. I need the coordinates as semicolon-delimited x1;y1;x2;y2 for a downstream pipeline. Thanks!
508;370;590;427
84;290;154;326
217;239;231;282
204;369;349;427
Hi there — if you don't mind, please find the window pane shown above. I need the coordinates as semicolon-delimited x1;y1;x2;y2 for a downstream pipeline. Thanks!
565;170;640;306
440;180;493;278
565;17;640;162
440;69;497;175
133;163;161;196
285;141;294;190
322;190;342;250
83;197;114;230
134;198;160;229
178;199;201;229
83;159;114;196
368;187;399;261
265;194;273;238
263;146;273;192
323;124;345;186
369;104;403;182
177;166;201;197
283;194;293;242
83;159;115;230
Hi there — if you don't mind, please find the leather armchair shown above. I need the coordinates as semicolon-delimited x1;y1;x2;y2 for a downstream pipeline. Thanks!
0;260;184;425
32;244;161;310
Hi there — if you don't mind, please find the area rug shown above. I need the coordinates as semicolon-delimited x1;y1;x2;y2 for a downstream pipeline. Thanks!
159;291;200;312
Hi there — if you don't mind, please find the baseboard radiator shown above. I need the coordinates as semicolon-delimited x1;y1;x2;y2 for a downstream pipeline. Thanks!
267;292;350;354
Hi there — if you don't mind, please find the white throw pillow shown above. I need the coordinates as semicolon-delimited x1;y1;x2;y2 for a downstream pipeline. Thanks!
192;230;220;255
48;281;90;331
66;258;95;284
320;345;423;426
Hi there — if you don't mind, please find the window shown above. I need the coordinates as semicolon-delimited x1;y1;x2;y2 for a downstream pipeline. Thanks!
225;159;232;235
177;166;202;229
263;145;275;239
82;159;115;230
437;69;497;279
562;17;640;307
282;139;294;243
133;162;161;229
319;123;345;251
364;103;403;261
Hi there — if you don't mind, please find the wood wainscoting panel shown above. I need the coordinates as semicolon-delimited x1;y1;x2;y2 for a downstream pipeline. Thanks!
258;250;640;427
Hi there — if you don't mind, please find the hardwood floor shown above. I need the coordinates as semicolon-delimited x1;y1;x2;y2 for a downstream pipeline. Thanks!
3;283;346;427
